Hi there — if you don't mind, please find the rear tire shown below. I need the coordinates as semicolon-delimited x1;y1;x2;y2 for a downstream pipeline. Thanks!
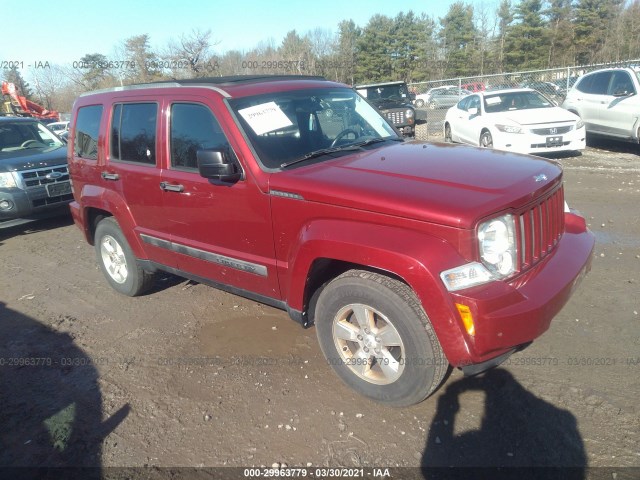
94;217;156;296
315;270;447;407
415;99;424;108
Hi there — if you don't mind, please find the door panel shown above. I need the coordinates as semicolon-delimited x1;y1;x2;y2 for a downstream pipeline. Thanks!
105;101;176;267
601;71;639;138
160;99;280;300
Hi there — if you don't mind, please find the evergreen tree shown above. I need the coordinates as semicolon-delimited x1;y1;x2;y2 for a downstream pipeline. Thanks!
335;20;361;84
504;0;549;70
574;0;624;64
438;2;477;77
495;0;514;72
390;11;435;82
355;15;395;82
546;0;575;67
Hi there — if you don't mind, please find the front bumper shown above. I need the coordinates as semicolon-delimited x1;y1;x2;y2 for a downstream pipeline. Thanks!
494;127;586;154
448;212;594;366
0;185;72;223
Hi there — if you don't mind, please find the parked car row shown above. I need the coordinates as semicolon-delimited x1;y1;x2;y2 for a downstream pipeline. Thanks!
414;86;471;109
441;66;640;153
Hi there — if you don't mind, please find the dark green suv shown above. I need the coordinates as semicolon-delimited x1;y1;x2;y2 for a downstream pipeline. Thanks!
355;81;416;137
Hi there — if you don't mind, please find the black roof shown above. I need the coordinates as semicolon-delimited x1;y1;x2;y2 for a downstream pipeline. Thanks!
144;75;326;87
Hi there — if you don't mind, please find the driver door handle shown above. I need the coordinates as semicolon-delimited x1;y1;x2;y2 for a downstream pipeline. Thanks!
101;172;119;181
160;181;184;192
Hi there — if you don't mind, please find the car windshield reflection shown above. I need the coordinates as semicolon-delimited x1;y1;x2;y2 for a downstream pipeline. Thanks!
484;91;553;113
229;88;399;170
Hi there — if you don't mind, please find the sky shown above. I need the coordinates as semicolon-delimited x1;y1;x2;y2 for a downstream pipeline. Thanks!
0;0;466;70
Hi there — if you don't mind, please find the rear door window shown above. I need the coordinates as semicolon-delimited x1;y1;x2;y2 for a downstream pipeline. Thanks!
608;71;636;95
110;103;157;165
578;72;612;95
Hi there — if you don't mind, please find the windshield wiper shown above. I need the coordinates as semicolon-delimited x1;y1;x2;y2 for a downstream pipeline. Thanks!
279;137;402;169
280;144;362;169
353;137;403;147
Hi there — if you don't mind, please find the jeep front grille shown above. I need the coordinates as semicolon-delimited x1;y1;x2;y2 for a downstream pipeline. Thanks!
517;186;565;270
385;110;405;125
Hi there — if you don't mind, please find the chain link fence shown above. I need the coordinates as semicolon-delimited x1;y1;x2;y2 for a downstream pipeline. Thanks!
409;59;640;140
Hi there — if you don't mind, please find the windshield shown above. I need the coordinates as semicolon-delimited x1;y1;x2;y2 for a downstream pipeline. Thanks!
229;87;398;169
0;121;65;154
357;84;410;103
483;91;554;113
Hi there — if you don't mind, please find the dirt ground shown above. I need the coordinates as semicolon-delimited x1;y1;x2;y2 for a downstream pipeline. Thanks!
1;138;639;477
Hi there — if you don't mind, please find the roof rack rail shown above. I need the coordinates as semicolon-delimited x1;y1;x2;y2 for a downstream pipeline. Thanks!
79;75;327;97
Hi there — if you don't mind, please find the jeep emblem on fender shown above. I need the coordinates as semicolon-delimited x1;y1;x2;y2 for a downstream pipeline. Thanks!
45;171;63;180
534;174;548;182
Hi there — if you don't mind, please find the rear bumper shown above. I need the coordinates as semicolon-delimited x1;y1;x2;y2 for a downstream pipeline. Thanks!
448;213;594;367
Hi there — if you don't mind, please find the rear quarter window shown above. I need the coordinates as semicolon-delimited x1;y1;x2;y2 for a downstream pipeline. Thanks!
74;105;103;159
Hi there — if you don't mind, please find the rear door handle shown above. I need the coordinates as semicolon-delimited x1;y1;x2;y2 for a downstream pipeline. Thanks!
101;172;119;181
159;181;184;192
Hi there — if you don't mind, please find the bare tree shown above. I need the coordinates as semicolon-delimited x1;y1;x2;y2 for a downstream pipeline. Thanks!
165;29;220;78
29;64;67;111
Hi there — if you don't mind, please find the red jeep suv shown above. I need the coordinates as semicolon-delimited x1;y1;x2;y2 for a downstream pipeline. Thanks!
68;76;594;406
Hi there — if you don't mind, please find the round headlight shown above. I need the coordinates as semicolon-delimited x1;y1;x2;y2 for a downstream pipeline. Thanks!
405;109;414;118
478;214;516;277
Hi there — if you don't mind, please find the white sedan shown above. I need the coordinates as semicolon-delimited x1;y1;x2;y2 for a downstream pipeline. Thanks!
443;88;586;154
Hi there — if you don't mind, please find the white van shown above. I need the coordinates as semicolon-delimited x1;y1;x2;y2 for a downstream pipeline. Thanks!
562;66;640;143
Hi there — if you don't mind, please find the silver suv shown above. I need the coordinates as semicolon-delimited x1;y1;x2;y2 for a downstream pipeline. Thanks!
562;66;640;143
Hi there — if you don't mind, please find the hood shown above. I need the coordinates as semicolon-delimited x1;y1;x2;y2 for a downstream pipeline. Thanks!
0;146;67;173
270;141;562;229
497;107;577;126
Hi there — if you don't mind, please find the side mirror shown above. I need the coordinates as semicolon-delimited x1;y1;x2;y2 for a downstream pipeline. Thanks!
196;149;241;183
468;107;479;116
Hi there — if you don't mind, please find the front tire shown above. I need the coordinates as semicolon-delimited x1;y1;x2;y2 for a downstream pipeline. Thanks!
94;217;156;296
415;99;425;108
444;123;453;143
315;270;447;407
480;130;493;148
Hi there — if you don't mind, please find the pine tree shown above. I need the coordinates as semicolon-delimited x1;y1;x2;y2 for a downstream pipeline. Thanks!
503;0;549;71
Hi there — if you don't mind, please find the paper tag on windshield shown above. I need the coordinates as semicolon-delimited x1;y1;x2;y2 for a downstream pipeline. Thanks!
485;97;502;105
238;102;292;135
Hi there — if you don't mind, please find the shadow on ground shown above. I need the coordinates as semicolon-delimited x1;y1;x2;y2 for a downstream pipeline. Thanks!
586;136;639;155
421;369;586;479
0;302;129;478
0;214;74;245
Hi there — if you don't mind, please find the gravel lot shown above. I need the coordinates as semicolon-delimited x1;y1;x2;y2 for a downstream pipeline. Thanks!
0;138;638;478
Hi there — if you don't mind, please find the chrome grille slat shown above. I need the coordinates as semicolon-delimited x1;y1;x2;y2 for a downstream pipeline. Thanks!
385;111;405;125
530;126;572;135
517;187;565;271
19;165;69;188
